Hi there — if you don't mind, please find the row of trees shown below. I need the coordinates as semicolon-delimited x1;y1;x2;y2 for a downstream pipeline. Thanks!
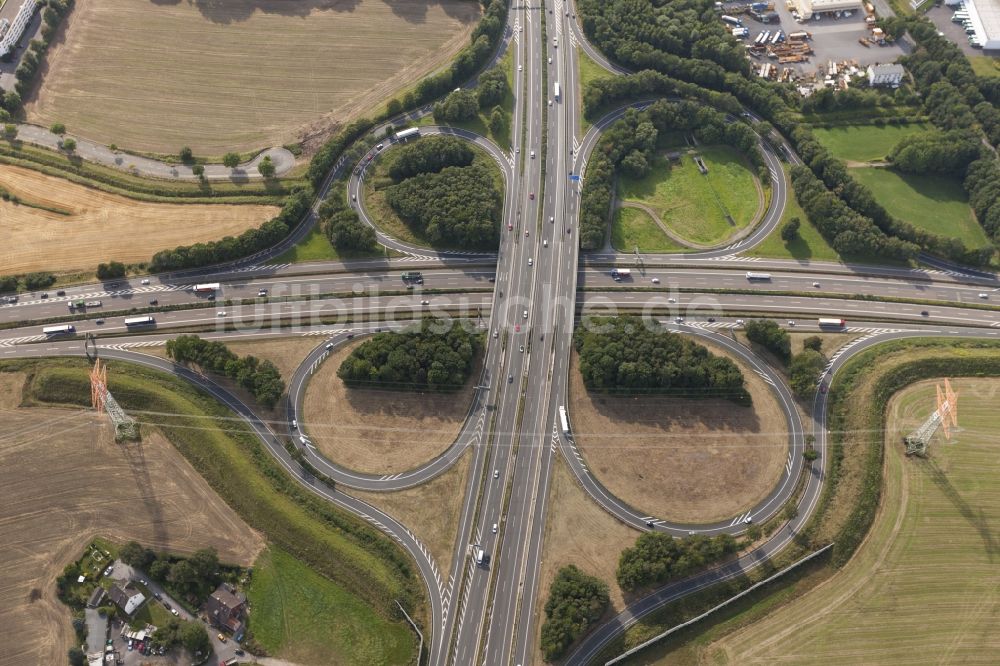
337;321;480;392
165;335;285;408
149;189;311;272
0;271;55;293
318;183;377;253
540;565;610;661
2;0;74;115
386;135;474;182
616;531;738;592
574;316;750;404
385;163;501;250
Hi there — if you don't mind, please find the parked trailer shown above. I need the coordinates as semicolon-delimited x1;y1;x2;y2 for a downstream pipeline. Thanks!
746;272;772;281
124;316;155;327
43;324;75;335
733;27;749;37
721;14;742;25
194;283;220;293
755;31;766;44
559;406;570;434
788;30;811;40
818;318;846;328
395;127;420;141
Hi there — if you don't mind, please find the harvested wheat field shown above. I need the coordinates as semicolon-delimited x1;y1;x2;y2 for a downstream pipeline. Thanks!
568;341;788;525
0;373;264;666
27;0;481;154
303;340;481;475
0;165;277;273
704;379;1000;665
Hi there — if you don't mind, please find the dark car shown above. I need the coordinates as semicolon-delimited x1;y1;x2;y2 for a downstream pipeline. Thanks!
488;277;496;283
920;310;929;316
207;294;216;301
40;292;48;298
56;290;66;296
149;299;158;305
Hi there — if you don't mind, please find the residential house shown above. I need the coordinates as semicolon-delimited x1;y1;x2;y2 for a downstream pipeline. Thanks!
107;582;145;616
205;583;247;639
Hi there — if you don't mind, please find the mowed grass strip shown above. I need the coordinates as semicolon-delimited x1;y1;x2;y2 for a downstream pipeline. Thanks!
610;206;687;254
27;0;480;154
24;359;419;661
617;146;760;246
852;167;990;249
247;546;413;666
0;164;278;274
705;378;1000;665
812;123;932;163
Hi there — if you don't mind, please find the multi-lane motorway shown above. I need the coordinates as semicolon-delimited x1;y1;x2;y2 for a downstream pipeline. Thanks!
3;0;1000;664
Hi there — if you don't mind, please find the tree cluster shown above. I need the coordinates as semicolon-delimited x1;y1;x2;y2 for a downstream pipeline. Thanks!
165;335;285;408
800;86;903;115
147;616;212;656
574;316;750;403
477;66;509;109
966;157;1000;244
434;88;479;123
318;183;377;253
386;136;474;182
149;189;311;272
790;349;826;399
540;565;610;661
119;540;224;603
744;319;791;363
887;129;981;175
96;261;126;280
337;320;479;392
616;531;738;592
385;163;501;250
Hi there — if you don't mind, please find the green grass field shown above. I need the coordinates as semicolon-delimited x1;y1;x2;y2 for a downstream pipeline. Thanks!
268;225;382;264
248;546;413;665
812;123;932;163
969;56;1000;78
617;146;761;246
577;47;615;134
704;378;1000;664
15;358;419;663
610;206;686;254
852;167;990;249
749;166;842;263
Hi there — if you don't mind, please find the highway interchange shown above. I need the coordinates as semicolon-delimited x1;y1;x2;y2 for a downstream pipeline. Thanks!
3;0;1000;664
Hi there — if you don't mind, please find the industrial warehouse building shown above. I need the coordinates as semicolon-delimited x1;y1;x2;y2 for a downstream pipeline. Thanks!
945;0;1000;50
795;0;862;20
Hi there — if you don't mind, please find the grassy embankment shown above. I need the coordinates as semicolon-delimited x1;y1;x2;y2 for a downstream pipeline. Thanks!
12;358;420;665
590;338;1000;664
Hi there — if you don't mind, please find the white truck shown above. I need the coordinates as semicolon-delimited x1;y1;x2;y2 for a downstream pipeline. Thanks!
611;268;632;281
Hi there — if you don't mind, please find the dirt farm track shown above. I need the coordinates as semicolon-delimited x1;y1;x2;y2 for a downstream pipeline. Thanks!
0;164;278;274
26;0;481;154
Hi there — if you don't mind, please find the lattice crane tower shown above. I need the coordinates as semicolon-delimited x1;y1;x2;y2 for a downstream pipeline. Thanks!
90;358;139;441
904;378;958;457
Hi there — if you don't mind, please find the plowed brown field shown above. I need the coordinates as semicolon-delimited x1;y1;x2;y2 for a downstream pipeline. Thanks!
0;165;277;273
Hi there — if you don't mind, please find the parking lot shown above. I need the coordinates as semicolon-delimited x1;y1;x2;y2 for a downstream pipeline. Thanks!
924;3;993;57
737;1;907;79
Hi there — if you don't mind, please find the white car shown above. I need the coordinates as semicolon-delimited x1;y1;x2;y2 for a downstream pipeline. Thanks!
667;297;675;303
494;469;499;478
543;239;548;247
651;278;660;284
420;300;429;305
519;345;524;353
217;311;226;317
523;310;528;319
812;282;821;288
549;216;554;223
528;258;533;266
325;343;334;350
530;151;535;159
675;316;684;324
518;64;522;71
548;57;552;64
736;319;745;327
492;523;498;534
140;279;150;285
493;330;498;338
979;293;989;299
548;99;552;106
788;320;796;327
